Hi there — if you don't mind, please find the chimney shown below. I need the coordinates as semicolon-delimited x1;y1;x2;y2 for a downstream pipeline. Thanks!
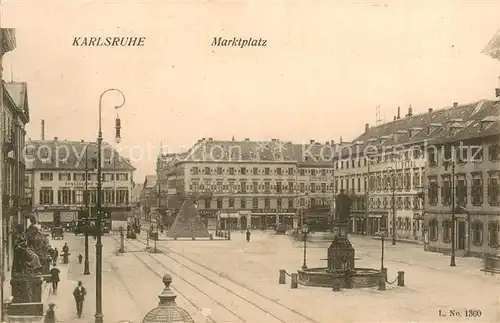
208;138;213;141
340;136;343;144
365;123;369;132
41;120;45;140
310;139;314;144
330;140;335;146
428;108;433;113
408;105;413;117
394;116;396;120
81;139;84;143
244;138;250;141
453;102;458;108
397;106;401;119
54;137;58;141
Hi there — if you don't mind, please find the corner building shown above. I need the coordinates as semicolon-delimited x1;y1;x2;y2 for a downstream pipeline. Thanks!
424;100;500;257
334;106;429;240
25;138;136;230
157;138;335;230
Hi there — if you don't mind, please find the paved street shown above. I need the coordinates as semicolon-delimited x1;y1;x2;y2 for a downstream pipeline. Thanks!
34;231;499;323
133;231;498;323
42;233;143;323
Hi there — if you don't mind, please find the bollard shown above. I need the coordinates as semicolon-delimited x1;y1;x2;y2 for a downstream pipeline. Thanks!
192;237;195;240
279;269;286;284
174;235;177;240
290;273;298;289
332;278;341;292
224;232;228;239
378;276;386;291
397;271;405;287
227;231;231;240
209;233;213;240
381;267;388;281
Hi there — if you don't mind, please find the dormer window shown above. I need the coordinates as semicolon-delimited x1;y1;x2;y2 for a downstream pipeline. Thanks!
427;123;441;136
479;115;499;131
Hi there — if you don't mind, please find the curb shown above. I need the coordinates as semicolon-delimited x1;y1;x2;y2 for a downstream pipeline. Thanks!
372;237;424;245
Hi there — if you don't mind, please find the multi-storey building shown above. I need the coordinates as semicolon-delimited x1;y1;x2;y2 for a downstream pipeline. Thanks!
25;138;135;230
0;78;30;278
424;99;500;257
334;106;427;240
157;138;335;231
140;175;157;222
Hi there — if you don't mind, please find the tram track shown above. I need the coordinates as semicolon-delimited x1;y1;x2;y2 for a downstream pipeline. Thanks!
129;236;318;323
110;236;219;323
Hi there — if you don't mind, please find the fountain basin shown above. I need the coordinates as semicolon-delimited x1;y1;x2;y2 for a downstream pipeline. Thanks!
298;267;383;288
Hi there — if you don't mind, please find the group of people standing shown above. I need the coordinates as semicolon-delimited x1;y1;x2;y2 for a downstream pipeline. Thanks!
44;241;87;322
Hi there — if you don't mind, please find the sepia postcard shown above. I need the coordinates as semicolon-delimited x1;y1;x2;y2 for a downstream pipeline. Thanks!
0;1;499;322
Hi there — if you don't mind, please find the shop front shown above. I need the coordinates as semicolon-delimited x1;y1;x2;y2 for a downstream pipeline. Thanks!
250;208;297;230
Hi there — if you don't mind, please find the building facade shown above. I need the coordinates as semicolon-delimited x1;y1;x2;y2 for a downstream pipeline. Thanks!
140;175;157;223
25;139;136;230
424;99;500;257
334;106;428;240
157;138;335;231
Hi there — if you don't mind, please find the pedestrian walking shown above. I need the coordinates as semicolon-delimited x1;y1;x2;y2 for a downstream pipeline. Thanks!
43;303;56;323
73;281;86;318
246;229;251;243
52;248;58;265
62;243;69;254
78;254;83;264
49;264;60;293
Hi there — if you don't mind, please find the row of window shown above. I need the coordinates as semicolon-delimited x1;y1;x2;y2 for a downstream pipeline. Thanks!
197;196;331;209
428;219;498;247
39;172;129;182
349;195;423;211
38;189;129;205
190;166;334;176
338;171;424;192
428;144;499;166
189;181;335;194
428;176;499;206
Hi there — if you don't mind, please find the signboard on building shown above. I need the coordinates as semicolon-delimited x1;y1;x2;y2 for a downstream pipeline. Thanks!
309;176;328;181
37;211;54;223
61;211;76;222
65;181;98;187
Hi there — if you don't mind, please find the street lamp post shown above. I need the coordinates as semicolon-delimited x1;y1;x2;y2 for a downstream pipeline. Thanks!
95;88;125;323
386;164;398;246
391;175;396;246
444;161;456;267
83;144;96;275
380;229;386;270
301;222;309;270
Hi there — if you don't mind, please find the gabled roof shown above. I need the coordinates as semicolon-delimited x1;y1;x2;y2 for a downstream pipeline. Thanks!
4;82;30;123
173;138;335;166
338;100;500;158
25;139;136;171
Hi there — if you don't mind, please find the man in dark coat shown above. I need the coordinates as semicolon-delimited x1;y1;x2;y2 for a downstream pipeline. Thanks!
73;280;87;318
49;264;60;293
246;230;251;243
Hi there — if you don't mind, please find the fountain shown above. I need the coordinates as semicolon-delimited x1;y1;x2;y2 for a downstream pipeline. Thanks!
297;190;383;289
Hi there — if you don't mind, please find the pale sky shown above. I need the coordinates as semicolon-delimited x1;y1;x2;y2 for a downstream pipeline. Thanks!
2;0;500;180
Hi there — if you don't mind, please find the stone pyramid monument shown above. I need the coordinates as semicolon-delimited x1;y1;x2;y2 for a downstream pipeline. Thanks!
167;199;210;238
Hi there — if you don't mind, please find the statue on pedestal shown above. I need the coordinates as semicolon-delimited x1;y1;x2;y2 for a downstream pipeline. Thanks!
327;190;355;272
10;217;48;307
